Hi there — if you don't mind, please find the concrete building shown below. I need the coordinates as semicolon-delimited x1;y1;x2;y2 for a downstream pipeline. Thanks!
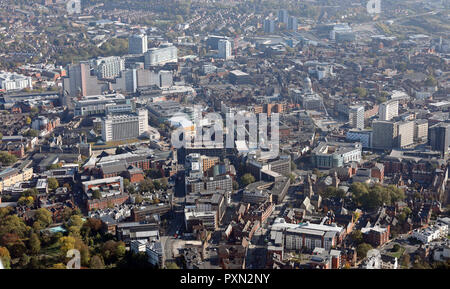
372;120;414;150
346;129;372;148
411;223;448;244
428;122;450;156
218;39;232;60
397;121;415;148
63;63;103;100
0;71;32;91
288;16;298;31
91;56;125;79
349;105;365;130
144;44;178;68
101;109;148;142
264;19;275;33
278;9;289;24
414;119;428;142
146;241;164;268
378;100;399;121
129;34;148;55
311;142;362;169
73;93;131;116
229;70;252;85
372;121;396;150
270;218;344;251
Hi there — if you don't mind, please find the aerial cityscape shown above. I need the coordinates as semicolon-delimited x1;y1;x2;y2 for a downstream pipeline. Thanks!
0;0;449;272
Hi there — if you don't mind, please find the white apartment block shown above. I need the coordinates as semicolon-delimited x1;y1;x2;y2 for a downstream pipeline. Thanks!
412;223;448;244
218;39;232;60
379;100;399;121
349;105;365;130
0;71;32;91
102;109;148;142
129;34;148;55
144;44;178;68
91;56;125;79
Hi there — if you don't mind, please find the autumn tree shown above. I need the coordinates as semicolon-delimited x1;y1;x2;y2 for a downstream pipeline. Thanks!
241;173;255;186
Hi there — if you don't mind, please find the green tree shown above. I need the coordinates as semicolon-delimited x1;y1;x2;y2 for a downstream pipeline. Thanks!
241;173;255;186
165;262;180;269
350;230;363;245
356;243;373;259
90;255;105;269
92;190;102;200
34;208;53;228
29;233;41;255
59;236;76;255
0;215;30;238
0;152;17;166
18;196;34;207
23;129;39;137
48;178;59;191
0;247;11;269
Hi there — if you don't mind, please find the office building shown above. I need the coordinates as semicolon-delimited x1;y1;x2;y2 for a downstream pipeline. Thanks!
159;70;173;87
218;39;232;60
0;71;32;91
128;34;148;55
264;19;275;33
91;56;125;79
414;119;428;142
144;44;178;68
311;142;362;169
206;35;229;50
63;63;103;99
270;218;344;251
111;69;138;93
372;120;414;150
346;129;372;148
288;16;298;31
372;121;395;150
229;70;252;85
349;105;365;130
73;93;132;116
396;121;414;148
101;109;148;142
378;100;399;121
278;9;289;24
429;122;450;156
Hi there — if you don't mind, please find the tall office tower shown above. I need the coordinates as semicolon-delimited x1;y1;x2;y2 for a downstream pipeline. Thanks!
288;16;298;31
372;120;414;150
378;100;399;121
414;119;428;142
63;62;103;102
372;121;396;150
264;19;275;33
396;121;415;148
101;109;148;142
159;70;173;88
218;39;232;60
278;9;289;24
429;122;450;156
111;69;137;93
349;105;365;130
91;56;125;79
128;34;148;55
144;44;178;68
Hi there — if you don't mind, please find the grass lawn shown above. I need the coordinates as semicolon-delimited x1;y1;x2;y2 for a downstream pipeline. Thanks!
40;242;62;258
388;246;405;259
